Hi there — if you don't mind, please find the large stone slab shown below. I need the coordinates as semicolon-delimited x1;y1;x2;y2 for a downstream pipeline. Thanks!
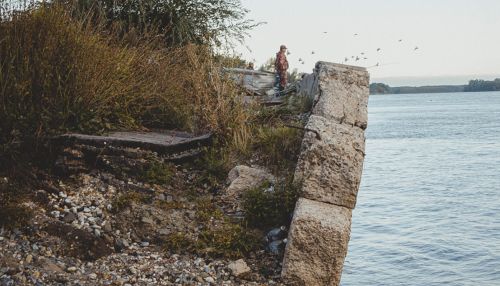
295;115;365;209
282;198;352;286
55;131;212;155
312;62;369;130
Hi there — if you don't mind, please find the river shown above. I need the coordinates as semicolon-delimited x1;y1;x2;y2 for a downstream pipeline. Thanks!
341;92;500;286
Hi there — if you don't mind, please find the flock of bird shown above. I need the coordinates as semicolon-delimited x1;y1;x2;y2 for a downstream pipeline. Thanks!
292;32;420;68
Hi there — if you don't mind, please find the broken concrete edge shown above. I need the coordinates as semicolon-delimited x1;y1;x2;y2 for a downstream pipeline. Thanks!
282;198;352;286
282;61;369;285
52;132;213;156
294;115;366;209
315;61;368;72
307;62;370;131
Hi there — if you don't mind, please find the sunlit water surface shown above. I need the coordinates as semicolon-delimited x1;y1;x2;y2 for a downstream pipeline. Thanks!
341;92;500;286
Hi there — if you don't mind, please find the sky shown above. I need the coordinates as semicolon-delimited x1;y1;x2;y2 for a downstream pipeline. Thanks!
236;0;500;86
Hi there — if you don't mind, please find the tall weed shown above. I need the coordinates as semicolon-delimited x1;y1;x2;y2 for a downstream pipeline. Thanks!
0;5;251;166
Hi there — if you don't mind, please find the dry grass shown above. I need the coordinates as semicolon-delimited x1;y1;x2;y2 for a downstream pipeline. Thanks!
0;5;251;166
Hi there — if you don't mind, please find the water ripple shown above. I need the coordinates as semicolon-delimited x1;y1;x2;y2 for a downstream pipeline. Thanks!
341;92;500;286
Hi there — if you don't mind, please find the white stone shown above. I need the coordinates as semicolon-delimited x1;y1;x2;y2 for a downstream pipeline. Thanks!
228;259;251;277
204;277;215;284
223;165;274;210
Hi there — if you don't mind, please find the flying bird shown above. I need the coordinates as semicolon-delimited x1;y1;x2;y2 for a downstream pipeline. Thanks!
377;48;381;52
414;46;419;51
399;39;403;42
354;33;358;36
363;57;368;60
323;31;328;34
376;62;380;66
355;56;360;61
360;52;365;55
311;51;315;55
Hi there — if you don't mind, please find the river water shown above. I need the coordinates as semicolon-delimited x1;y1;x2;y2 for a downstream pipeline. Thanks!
341;92;500;286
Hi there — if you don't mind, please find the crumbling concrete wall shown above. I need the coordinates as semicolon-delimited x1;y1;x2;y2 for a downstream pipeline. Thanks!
282;62;369;285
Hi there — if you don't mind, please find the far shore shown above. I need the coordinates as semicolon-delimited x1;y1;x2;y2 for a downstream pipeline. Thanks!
370;78;500;95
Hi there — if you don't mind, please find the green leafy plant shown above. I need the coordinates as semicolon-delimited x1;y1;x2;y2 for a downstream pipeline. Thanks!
141;161;175;185
243;178;302;229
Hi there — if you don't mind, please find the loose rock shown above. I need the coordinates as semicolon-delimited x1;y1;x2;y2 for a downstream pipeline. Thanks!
228;259;251;277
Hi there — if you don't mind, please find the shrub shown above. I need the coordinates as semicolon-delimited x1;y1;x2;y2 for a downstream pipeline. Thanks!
197;222;261;258
56;0;258;48
0;5;251;166
163;197;262;258
243;178;301;229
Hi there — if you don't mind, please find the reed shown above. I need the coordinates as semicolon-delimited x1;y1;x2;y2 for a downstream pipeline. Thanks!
0;4;251;166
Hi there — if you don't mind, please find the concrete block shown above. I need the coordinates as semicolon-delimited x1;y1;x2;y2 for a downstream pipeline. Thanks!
295;115;365;209
282;198;352;286
312;62;370;130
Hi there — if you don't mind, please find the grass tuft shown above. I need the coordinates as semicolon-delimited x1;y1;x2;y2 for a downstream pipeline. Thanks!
141;161;175;185
111;192;151;213
253;126;304;174
243;177;302;229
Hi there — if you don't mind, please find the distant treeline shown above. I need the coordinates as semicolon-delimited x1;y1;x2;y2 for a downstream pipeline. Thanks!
370;78;500;95
464;79;500;92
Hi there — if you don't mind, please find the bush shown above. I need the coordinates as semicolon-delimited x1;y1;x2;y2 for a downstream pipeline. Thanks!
197;223;261;258
162;197;261;258
243;178;301;229
0;5;251;166
56;0;258;48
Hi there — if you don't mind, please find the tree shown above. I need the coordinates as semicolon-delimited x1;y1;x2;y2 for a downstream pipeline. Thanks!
55;0;259;48
464;79;499;92
259;57;276;72
369;83;391;94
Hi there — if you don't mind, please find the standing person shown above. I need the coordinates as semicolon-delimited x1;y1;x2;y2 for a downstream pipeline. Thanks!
275;45;289;92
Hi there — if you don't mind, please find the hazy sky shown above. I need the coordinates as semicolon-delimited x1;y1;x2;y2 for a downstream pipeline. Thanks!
237;0;500;85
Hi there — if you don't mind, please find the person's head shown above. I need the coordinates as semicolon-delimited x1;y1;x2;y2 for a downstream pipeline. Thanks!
280;44;287;52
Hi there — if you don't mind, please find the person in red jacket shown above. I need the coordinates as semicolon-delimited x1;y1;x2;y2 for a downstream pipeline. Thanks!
275;45;289;91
